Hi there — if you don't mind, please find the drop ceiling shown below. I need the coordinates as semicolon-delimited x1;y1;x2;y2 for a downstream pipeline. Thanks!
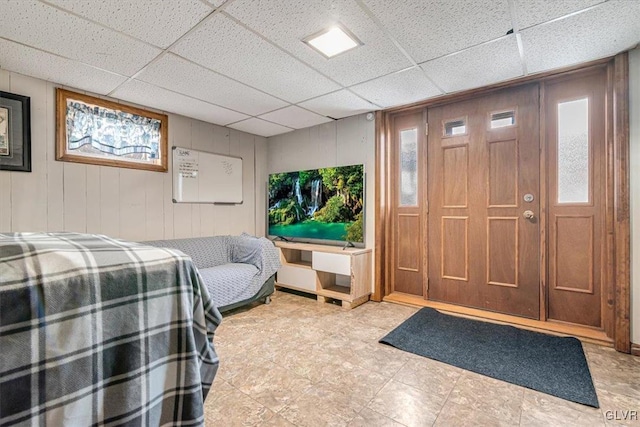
0;0;638;137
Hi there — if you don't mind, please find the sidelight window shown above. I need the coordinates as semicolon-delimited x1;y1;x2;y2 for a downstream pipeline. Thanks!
557;98;589;204
399;128;418;206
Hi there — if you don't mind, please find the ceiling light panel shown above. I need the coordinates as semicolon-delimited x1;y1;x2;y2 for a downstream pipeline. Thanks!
45;0;213;49
0;0;161;76
305;26;360;58
224;0;412;86
204;0;226;7
521;1;640;74
0;38;127;95
171;14;340;103
515;0;604;30
360;0;511;63
298;90;378;119
228;118;294;138
137;54;288;116
259;106;333;129
421;36;523;93
350;67;442;108
112;79;249;126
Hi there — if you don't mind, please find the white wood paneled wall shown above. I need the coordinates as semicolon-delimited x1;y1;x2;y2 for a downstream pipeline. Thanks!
0;70;267;241
267;114;375;290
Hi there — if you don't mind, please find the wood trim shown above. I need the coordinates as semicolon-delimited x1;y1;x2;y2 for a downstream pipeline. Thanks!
56;88;169;172
632;344;640;357
385;292;613;346
539;83;548;321
372;110;386;301
613;52;631;353
604;55;616;342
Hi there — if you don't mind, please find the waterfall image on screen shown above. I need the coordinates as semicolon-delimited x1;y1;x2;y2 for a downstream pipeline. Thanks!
268;164;364;243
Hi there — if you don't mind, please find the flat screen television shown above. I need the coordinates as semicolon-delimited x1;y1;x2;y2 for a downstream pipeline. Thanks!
268;164;364;246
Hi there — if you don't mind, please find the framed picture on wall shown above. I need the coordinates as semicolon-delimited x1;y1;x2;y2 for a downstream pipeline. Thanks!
0;91;31;172
56;88;168;172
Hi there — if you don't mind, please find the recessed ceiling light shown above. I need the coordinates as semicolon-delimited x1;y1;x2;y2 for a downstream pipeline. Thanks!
303;26;362;58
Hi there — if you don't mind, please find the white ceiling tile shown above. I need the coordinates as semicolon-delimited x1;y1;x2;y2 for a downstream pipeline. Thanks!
46;0;214;49
259;106;333;129
349;67;442;108
298;90;378;119
228;118;294;138
0;38;127;94
521;1;640;74
0;0;161;76
421;36;523;93
137;54;288;116
225;0;412;86
171;14;340;103
515;0;604;29
111;80;249;126
360;0;512;63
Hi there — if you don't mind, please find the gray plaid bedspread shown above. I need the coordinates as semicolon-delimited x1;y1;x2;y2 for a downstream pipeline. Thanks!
0;232;222;426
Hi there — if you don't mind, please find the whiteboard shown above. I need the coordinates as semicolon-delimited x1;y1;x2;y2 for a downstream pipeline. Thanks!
172;146;243;204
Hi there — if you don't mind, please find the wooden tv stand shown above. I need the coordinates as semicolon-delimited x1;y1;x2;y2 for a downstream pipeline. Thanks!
274;241;372;309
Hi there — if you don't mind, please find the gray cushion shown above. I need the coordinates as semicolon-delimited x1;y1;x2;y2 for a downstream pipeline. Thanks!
230;235;262;267
198;264;259;308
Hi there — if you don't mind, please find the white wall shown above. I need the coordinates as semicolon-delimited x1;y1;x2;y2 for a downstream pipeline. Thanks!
630;47;640;345
0;70;267;241
267;114;376;289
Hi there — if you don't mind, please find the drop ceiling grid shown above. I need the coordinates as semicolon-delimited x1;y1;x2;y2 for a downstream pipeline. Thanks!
298;90;378;119
420;36;524;93
0;0;637;138
514;0;606;30
521;0;640;73
0;0;162;76
259;105;333;129
228;118;295;138
359;0;513;64
224;0;414;87
0;38;128;95
350;67;442;108
111;79;250;126
136;54;289;116
170;13;341;104
43;0;214;49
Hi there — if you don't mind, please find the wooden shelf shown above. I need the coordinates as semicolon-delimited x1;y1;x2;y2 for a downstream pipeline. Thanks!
287;260;312;269
274;241;372;310
318;285;350;299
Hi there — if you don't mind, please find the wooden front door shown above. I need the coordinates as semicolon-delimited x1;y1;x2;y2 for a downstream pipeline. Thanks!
427;85;540;318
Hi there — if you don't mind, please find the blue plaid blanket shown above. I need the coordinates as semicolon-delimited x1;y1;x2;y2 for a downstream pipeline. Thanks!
0;232;221;426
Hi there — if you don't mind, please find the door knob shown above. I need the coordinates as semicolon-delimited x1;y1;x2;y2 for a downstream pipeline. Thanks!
523;210;535;220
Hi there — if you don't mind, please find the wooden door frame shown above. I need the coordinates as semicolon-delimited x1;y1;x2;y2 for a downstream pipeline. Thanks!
373;52;631;353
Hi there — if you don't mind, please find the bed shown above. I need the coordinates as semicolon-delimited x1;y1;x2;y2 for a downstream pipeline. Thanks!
0;232;221;426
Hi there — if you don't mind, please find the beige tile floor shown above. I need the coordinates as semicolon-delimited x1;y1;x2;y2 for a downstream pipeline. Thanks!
205;290;640;427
